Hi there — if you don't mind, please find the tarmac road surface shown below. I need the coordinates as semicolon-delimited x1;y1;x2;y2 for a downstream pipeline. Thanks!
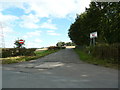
2;49;118;88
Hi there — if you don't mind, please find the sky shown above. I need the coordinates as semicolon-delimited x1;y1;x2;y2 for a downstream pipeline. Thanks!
0;0;90;48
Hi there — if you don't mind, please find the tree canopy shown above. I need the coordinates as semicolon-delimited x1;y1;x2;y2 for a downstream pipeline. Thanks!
56;41;75;47
68;2;120;46
56;42;65;47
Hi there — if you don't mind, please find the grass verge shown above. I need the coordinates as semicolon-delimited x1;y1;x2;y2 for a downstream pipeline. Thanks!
1;49;59;64
74;48;119;69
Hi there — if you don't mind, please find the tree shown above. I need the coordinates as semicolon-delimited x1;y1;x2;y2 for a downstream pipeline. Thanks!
56;42;65;47
68;12;90;46
68;2;120;46
66;42;75;46
14;39;25;48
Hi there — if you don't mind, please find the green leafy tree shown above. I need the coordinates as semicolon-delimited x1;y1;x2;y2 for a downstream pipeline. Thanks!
66;42;75;46
56;42;65;47
68;2;120;46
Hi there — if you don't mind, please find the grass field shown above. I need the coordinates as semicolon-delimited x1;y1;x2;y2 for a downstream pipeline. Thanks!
1;50;59;64
74;48;119;69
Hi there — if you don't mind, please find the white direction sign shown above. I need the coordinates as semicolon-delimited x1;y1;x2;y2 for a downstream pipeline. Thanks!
90;32;97;39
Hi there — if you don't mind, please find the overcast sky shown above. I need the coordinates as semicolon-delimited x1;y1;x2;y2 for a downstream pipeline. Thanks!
0;0;90;48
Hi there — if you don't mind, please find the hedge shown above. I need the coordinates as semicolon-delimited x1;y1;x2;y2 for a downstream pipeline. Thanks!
91;44;119;64
2;48;36;58
48;46;66;50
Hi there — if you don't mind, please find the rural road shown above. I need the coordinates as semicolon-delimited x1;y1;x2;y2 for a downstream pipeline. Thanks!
2;49;118;88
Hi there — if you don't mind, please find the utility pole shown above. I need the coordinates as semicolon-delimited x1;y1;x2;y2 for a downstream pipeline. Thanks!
0;23;5;48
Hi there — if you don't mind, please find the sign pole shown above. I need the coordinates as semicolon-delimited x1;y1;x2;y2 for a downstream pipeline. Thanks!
90;38;92;46
93;38;95;46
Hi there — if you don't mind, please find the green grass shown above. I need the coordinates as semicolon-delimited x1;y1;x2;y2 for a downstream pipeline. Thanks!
1;50;59;64
74;48;119;69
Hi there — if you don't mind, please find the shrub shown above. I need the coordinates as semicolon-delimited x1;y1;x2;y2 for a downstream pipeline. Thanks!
48;46;66;50
61;47;66;49
91;44;119;64
2;48;36;58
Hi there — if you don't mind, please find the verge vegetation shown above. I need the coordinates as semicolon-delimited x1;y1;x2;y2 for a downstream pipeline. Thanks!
68;2;119;69
74;45;119;69
1;49;60;64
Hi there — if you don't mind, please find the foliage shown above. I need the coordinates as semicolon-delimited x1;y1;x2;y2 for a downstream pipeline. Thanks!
56;42;65;47
34;50;59;57
91;44;119;64
48;46;66;50
2;50;59;64
68;2;120;46
56;41;75;47
65;42;76;46
74;48;119;69
2;48;36;58
81;43;119;64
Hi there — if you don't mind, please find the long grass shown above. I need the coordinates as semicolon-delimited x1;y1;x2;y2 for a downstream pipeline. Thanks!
74;48;119;69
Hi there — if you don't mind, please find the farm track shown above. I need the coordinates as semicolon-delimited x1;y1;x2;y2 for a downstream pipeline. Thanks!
2;49;118;88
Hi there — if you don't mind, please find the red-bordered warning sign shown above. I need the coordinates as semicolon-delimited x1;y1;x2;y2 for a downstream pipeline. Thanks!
90;32;97;39
19;39;24;44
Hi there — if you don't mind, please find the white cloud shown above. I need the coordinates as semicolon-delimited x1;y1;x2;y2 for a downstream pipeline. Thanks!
21;14;39;23
0;12;19;24
20;14;40;29
1;0;90;18
48;32;60;36
0;25;15;44
34;38;42;43
25;38;42;48
0;12;18;48
0;27;17;48
0;1;25;12
3;27;14;34
23;30;41;39
20;22;39;29
29;0;90;18
47;30;54;33
47;30;60;36
39;19;57;29
20;14;57;29
27;30;41;36
40;22;57;30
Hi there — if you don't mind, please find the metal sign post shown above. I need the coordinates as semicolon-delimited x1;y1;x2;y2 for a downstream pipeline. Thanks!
93;38;95;46
90;38;92;46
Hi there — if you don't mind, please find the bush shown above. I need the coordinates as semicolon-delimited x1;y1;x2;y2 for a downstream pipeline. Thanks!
48;46;66;50
51;46;60;50
61;47;66;49
2;48;36;58
91;44;119;64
